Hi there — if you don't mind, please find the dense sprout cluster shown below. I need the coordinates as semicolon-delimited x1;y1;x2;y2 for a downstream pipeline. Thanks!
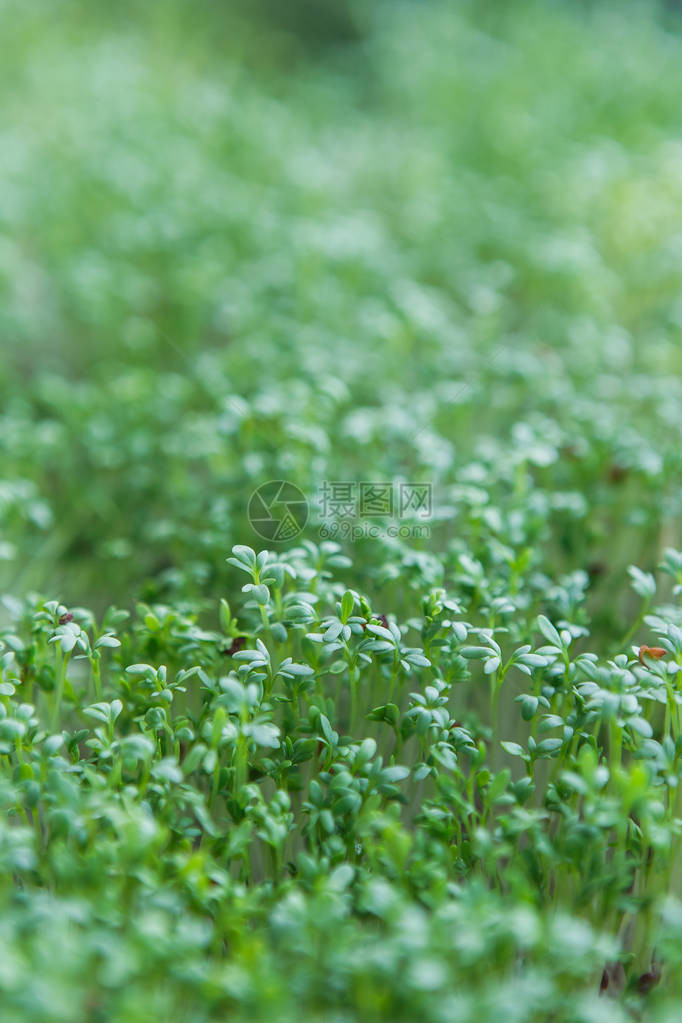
1;0;682;1019
0;545;682;1021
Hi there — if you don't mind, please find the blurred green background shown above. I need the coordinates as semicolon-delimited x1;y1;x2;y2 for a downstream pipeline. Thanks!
1;0;680;632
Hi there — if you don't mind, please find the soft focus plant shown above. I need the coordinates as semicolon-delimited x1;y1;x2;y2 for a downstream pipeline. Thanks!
0;0;681;1020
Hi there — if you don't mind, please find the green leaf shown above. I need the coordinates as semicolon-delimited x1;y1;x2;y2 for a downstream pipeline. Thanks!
536;738;563;757
367;704;400;727
628;565;656;599
487;768;511;803
461;646;490;660
500;741;526;759
95;634;120;649
319;715;337;746
341;590;354;623
537;615;562;647
517;694;539;721
125;663;156;677
232;545;257;567
366;624;394;642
